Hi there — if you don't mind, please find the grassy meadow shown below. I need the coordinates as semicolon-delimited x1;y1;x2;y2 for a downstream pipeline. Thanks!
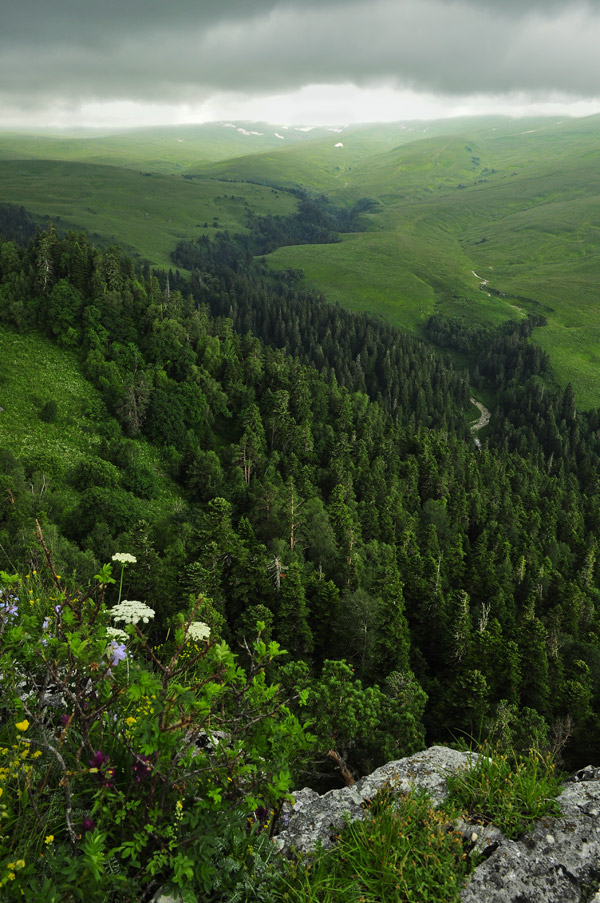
0;327;179;512
257;117;600;408
2;115;600;405
0;159;297;269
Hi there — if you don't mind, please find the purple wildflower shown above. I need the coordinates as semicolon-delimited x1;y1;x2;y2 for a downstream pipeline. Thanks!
131;754;152;783
108;641;127;668
254;805;270;826
81;816;96;833
89;750;110;770
0;598;18;620
88;749;115;786
42;617;52;646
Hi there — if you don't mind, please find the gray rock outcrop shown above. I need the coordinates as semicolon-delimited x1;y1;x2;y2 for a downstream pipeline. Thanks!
275;745;475;855
461;778;600;902
276;746;600;903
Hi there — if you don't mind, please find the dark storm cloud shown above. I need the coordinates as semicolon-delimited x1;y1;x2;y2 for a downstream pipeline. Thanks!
1;0;599;115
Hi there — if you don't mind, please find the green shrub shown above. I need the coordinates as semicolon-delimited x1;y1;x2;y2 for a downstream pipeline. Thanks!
0;539;310;901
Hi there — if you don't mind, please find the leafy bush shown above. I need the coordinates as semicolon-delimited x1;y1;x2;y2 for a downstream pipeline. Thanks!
0;534;310;901
445;742;562;839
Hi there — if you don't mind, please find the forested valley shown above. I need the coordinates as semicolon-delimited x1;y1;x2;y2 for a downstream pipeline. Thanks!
2;212;600;782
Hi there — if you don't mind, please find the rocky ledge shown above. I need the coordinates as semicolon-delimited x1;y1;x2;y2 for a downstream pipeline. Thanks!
275;746;600;903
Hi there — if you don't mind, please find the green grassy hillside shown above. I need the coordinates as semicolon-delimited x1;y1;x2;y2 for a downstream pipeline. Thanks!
0;122;347;174
0;159;297;268
251;116;600;408
2;116;600;405
0;326;179;515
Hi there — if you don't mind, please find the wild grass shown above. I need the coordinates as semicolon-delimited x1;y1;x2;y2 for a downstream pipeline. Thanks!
445;743;562;840
274;789;471;903
274;741;563;902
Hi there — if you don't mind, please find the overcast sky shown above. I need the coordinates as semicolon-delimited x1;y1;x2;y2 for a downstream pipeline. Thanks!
2;0;600;128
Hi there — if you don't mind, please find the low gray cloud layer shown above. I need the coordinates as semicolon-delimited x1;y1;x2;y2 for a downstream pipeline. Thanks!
1;0;599;121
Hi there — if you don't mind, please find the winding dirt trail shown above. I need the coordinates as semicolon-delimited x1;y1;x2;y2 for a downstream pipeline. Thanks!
472;269;523;313
470;397;491;448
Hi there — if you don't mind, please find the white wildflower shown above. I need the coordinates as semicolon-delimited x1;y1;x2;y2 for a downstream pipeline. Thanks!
109;600;155;625
106;626;129;643
112;553;137;565
187;621;211;642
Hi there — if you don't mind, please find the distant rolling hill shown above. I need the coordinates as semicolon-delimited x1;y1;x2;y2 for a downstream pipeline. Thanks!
0;122;353;173
0;158;298;268
2;116;600;406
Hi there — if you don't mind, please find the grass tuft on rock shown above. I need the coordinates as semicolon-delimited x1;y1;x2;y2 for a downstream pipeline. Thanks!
445;742;562;839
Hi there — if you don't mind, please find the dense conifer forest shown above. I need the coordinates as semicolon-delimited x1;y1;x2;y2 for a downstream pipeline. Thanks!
2;216;600;783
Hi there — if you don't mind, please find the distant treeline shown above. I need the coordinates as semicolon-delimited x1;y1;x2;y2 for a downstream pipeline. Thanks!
425;314;600;488
173;193;377;264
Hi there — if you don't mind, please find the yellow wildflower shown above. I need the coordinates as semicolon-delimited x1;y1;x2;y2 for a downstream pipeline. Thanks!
15;720;29;732
45;835;54;845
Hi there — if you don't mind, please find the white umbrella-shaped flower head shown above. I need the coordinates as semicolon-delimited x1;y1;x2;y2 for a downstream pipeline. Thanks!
112;553;137;565
109;600;155;625
187;621;211;642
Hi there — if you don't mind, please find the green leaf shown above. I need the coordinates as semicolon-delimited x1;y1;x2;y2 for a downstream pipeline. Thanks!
94;563;115;585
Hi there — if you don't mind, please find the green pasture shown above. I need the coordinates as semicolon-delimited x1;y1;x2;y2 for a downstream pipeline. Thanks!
268;227;519;333
0;327;178;508
257;117;600;406
0;160;297;268
532;324;600;412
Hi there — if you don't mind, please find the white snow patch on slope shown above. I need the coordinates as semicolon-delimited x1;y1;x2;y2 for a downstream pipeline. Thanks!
274;133;285;139
334;142;344;147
